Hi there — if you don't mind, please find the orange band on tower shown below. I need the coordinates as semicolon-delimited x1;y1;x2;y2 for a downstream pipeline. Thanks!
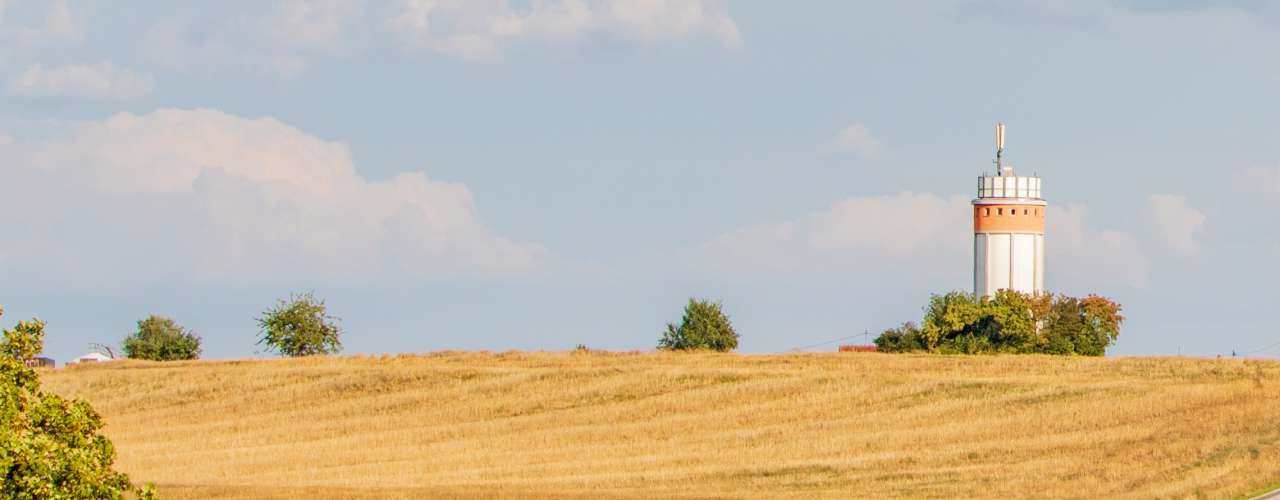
973;205;1045;233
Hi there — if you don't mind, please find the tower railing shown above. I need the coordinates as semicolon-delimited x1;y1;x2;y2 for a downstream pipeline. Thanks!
976;175;1042;200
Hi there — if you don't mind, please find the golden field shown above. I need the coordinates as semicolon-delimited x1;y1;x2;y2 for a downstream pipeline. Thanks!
40;352;1280;499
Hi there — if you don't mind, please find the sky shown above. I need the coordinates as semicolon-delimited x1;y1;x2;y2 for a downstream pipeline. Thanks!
1;0;1278;362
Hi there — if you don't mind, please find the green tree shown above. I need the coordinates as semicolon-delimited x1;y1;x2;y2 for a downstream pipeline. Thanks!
873;322;925;353
122;315;202;361
256;292;342;357
1;315;45;363
1075;295;1124;356
880;291;1124;356
982;290;1038;353
920;291;982;349
1042;296;1084;355
0;305;158;499
658;298;739;352
1037;294;1125;357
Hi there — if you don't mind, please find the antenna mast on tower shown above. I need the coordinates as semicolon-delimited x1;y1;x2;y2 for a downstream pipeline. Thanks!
995;122;1008;176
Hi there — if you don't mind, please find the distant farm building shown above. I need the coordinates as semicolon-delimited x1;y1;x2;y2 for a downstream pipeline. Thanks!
839;345;877;353
68;352;114;365
24;357;55;368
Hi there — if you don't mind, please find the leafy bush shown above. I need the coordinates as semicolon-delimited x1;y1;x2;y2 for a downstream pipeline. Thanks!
878;290;1123;356
256;292;342;357
122;315;202;361
0;305;159;499
1042;295;1123;356
873;322;925;353
658;298;739;352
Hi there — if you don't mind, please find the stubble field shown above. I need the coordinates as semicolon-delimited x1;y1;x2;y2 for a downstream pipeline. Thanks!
41;352;1280;499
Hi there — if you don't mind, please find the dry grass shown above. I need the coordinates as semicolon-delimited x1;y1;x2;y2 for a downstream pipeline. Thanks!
40;352;1280;499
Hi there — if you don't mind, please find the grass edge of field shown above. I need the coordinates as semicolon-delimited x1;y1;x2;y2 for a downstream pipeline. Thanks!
1242;480;1280;500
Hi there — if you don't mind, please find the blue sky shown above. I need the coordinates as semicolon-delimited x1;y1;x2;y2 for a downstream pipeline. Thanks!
1;0;1277;361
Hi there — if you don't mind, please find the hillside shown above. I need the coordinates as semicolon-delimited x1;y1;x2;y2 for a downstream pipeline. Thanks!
41;352;1280;499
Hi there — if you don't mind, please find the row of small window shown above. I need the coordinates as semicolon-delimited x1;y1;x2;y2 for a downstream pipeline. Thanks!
980;207;1042;217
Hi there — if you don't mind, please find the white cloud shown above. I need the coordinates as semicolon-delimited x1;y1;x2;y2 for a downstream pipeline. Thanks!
1236;166;1280;195
1146;194;1205;256
143;0;736;73
1047;204;1149;289
679;192;973;287
143;19;302;78
144;0;364;79
386;0;741;62
263;0;364;53
0;0;85;46
145;22;310;79
6;62;154;99
680;193;1149;292
603;0;741;46
141;19;191;71
0;109;551;288
831;125;882;159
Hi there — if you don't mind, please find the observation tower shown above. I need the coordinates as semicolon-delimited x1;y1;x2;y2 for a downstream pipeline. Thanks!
973;123;1045;297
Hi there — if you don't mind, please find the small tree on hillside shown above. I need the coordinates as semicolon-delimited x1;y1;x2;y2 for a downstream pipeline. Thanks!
256;292;342;357
1075;295;1125;356
874;322;925;353
0;305;158;499
659;298;739;352
123;315;202;361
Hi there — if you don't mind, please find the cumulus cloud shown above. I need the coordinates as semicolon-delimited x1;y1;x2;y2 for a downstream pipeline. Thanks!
0;109;551;289
386;0;741;62
144;0;364;79
830;125;882;159
1146;194;1205;256
678;193;973;287
0;0;85;46
1236;166;1280;195
144;0;737;73
5;62;154;99
263;0;364;53
1047;203;1149;289
680;193;1149;292
144;18;312;79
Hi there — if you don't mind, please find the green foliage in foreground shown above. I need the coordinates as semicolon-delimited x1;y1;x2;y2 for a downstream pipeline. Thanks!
0;306;159;499
123;315;202;361
875;290;1123;356
256;292;342;357
659;298;739;352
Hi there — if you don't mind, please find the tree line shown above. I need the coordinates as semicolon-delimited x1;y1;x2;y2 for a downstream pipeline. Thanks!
116;294;743;361
112;291;1123;360
874;290;1124;356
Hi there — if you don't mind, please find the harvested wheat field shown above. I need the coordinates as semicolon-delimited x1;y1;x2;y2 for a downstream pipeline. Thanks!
40;352;1280;499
